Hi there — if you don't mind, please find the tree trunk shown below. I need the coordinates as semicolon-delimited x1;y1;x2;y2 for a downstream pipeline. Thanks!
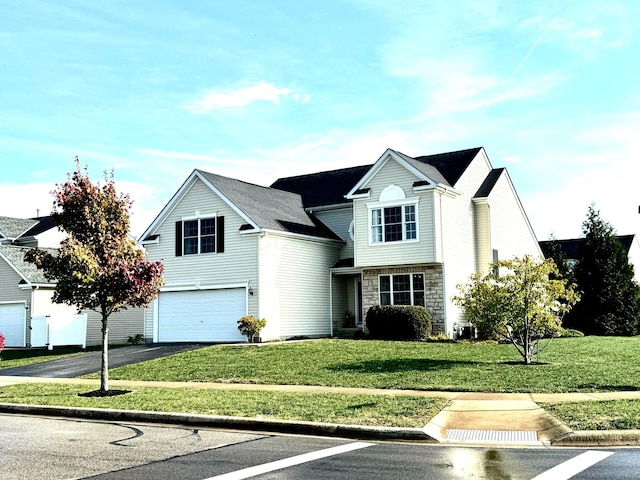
523;335;532;365
100;314;109;392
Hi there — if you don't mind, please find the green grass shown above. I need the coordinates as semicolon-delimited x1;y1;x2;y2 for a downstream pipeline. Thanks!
0;383;447;427
542;400;640;430
104;337;640;393
0;347;89;369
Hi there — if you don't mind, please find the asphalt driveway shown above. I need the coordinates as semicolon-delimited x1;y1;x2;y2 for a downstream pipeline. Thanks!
0;344;209;378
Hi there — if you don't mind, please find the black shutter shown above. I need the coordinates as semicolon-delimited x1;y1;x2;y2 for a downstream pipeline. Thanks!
175;221;183;256
216;216;224;253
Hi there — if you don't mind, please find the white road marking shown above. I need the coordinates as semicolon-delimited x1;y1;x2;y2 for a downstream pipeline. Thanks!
530;450;614;480
204;441;375;480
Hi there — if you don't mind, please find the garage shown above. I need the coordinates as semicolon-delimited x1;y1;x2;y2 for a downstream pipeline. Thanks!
157;288;247;342
0;302;26;347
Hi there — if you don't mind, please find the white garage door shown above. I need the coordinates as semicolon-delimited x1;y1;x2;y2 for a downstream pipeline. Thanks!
158;288;246;342
0;303;26;347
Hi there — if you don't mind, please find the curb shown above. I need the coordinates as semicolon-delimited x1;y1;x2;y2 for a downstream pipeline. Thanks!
550;429;640;447
0;403;438;443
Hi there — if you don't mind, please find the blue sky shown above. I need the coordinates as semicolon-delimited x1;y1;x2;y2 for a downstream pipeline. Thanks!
1;1;639;239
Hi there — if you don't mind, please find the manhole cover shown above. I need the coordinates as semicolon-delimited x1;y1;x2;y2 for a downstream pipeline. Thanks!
446;429;538;443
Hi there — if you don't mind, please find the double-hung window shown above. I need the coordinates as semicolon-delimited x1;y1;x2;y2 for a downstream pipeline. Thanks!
379;273;425;307
370;203;417;244
183;217;216;255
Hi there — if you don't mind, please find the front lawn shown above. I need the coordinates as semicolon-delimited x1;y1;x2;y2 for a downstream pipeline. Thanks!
106;336;640;393
0;383;447;428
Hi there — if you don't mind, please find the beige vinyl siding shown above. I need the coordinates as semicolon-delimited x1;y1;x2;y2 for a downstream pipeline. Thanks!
84;308;144;346
488;174;542;260
439;151;492;333
0;259;31;345
626;237;640;284
331;275;349;333
0;259;30;306
312;207;353;259
474;201;491;275
143;178;260;339
259;232;341;339
354;158;436;267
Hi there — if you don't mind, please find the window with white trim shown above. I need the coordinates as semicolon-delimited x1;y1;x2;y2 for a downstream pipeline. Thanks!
184;218;216;255
370;204;417;243
379;273;425;306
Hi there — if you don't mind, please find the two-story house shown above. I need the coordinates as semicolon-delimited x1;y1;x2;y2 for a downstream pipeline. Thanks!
140;147;541;342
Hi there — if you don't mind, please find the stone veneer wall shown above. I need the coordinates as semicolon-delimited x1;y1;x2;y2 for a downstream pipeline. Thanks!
361;264;445;334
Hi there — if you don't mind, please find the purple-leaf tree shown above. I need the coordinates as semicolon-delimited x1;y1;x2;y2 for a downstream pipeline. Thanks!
25;159;164;392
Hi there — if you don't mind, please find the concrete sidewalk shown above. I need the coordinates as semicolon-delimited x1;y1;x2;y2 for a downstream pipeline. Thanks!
1;375;640;447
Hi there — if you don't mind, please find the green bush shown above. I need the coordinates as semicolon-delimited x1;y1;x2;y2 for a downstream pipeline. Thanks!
237;315;267;343
560;328;584;338
365;305;431;340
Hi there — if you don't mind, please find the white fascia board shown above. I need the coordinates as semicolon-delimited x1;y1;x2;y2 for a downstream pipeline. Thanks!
160;282;247;292
345;148;394;198
346;149;442;199
414;184;460;199
139;169;200;240
306;202;352;213
0;251;31;284
239;228;261;235
487;169;542;252
139;170;260;240
19;283;52;290
261;228;344;246
139;237;160;246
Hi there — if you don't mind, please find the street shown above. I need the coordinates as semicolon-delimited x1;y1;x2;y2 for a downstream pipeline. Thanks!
1;414;638;479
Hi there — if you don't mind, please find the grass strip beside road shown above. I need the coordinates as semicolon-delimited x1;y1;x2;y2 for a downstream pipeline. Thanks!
0;383;448;428
542;400;640;431
104;337;640;393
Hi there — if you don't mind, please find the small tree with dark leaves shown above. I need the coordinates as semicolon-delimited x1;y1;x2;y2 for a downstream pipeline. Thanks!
25;159;164;392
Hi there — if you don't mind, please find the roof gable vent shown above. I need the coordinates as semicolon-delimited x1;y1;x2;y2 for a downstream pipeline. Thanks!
379;184;405;202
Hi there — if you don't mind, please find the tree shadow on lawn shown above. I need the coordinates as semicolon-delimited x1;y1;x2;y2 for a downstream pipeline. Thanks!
576;384;639;392
327;358;475;374
500;361;551;366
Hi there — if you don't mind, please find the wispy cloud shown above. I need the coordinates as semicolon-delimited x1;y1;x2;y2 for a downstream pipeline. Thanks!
512;19;555;76
183;82;310;113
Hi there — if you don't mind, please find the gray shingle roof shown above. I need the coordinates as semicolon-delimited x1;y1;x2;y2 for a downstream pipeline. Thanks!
271;165;373;208
0;245;57;284
197;170;341;240
393;150;452;186
271;147;484;209
0;216;39;240
539;234;636;260
474;168;505;198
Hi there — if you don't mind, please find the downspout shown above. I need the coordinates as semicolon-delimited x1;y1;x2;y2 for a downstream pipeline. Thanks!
329;271;334;337
438;189;448;336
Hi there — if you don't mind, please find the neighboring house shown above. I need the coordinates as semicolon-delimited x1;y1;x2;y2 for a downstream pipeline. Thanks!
0;215;66;248
539;235;640;284
141;147;541;342
0;216;143;348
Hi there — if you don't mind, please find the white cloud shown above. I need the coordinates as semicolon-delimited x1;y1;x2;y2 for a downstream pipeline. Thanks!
523;114;640;240
183;82;310;113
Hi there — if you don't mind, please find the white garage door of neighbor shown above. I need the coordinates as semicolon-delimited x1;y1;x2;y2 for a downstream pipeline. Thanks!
158;288;246;342
0;303;26;347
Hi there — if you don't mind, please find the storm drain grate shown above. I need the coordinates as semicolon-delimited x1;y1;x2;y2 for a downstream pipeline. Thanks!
446;429;538;443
